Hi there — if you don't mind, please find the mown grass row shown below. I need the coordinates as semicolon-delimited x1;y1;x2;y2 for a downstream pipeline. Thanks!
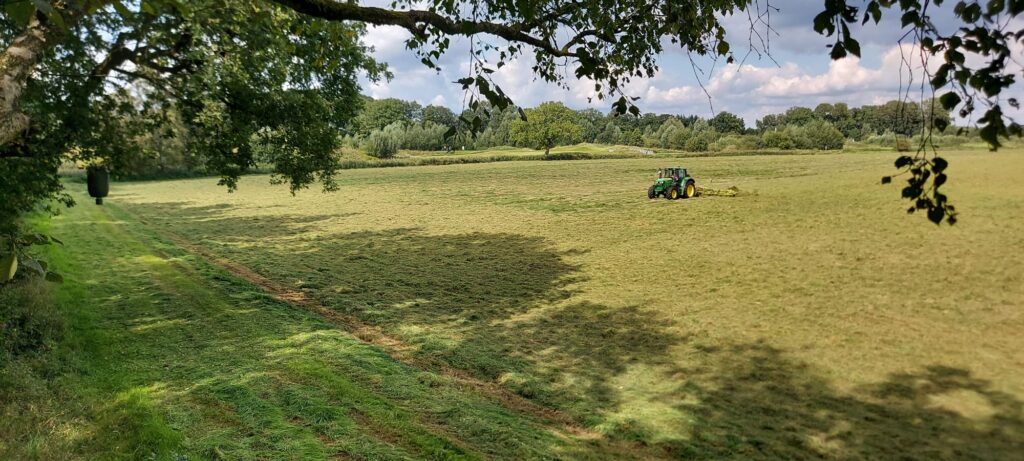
1;197;645;460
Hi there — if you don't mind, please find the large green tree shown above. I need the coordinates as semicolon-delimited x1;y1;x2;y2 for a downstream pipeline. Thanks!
509;102;583;154
354;98;421;134
1;0;1022;234
709;111;746;135
421;105;457;128
0;0;386;235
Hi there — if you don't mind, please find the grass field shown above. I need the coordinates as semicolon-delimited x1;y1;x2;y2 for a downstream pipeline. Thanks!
6;149;1024;459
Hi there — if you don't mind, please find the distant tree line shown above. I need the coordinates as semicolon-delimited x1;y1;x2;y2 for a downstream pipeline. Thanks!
351;96;957;158
757;101;951;139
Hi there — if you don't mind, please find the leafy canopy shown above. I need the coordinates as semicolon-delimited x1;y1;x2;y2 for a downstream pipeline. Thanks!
509;102;584;154
354;98;421;135
709;112;746;135
0;0;384;228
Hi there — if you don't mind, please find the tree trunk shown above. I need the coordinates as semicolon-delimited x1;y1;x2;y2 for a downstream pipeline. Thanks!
0;14;62;150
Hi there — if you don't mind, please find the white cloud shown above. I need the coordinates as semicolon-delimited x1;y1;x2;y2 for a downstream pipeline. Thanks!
429;94;447;106
617;44;947;124
360;43;945;125
362;25;411;60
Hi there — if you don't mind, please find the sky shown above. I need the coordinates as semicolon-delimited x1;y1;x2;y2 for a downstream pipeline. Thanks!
356;1;1019;127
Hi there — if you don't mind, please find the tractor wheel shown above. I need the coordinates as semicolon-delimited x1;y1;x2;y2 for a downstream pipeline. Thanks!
648;185;656;199
683;181;696;198
665;187;680;200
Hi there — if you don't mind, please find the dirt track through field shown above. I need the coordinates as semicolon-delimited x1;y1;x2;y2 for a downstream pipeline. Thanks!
123;210;662;457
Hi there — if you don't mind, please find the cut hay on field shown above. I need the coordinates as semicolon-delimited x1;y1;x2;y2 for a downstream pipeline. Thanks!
697;185;742;197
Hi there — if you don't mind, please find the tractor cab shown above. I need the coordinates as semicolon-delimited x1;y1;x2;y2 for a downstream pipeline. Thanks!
658;168;683;180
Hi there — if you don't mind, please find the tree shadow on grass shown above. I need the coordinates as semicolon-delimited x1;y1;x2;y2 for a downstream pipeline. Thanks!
125;201;686;417
123;201;357;246
662;342;1024;460
123;201;1024;459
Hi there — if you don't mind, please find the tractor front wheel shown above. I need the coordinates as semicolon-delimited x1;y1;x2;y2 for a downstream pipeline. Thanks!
683;181;696;198
648;185;656;199
665;187;680;200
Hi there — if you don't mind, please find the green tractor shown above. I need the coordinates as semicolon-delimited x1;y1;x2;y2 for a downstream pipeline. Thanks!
648;167;697;200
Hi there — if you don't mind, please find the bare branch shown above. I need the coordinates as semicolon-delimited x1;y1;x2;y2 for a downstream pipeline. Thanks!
269;0;578;58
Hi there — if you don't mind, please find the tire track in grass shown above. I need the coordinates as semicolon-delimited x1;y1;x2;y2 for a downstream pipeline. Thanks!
114;204;666;459
92;204;487;459
44;202;634;460
74;205;382;459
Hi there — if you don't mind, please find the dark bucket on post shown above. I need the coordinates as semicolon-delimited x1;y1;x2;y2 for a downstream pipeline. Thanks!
86;167;109;205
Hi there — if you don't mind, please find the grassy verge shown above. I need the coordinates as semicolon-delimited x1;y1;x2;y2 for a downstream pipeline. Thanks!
0;198;647;460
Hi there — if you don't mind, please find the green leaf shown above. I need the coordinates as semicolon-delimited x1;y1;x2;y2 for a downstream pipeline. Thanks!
867;1;882;23
45;9;65;30
168;0;190;15
716;41;730;55
901;10;921;27
961;3;982;21
830;42;847;60
29;0;54;15
44;271;64;284
939;92;962;110
844;38;861;57
4;1;35;27
111;0;133;18
932;157;949;173
881;176;892;184
946;49;966;65
813;11;835;35
895;155;913;168
140;0;158;15
1;253;16;282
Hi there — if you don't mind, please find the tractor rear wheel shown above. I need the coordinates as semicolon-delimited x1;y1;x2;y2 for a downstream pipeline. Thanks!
648;185;656;199
683;181;696;198
665;187;680;200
